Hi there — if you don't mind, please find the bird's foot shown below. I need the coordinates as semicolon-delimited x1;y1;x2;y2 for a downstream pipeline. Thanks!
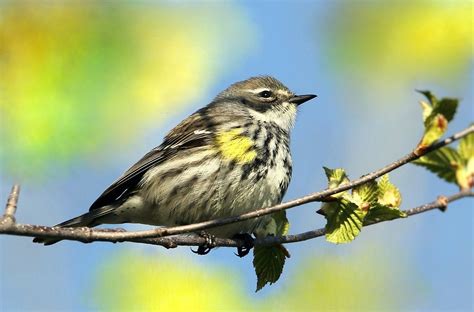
233;233;254;258
191;231;216;255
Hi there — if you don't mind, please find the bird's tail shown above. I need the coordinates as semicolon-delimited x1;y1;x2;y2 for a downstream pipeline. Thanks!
33;206;115;245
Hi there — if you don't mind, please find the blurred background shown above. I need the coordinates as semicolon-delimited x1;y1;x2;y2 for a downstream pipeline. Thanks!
0;0;472;311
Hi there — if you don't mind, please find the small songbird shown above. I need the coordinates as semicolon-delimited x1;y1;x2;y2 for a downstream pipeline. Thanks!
34;76;316;255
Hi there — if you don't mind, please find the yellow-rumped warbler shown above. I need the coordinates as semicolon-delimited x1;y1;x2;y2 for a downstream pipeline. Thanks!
34;76;316;254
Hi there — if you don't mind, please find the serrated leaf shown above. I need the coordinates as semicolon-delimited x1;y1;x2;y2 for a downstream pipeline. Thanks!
419;92;458;127
352;180;379;208
433;98;458;123
458;130;474;161
323;167;349;187
253;245;287;291
412;147;462;184
377;175;402;208
416;91;459;151
364;204;407;225
322;200;367;244
323;167;350;198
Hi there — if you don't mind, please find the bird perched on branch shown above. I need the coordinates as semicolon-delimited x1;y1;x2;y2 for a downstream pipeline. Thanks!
34;76;316;255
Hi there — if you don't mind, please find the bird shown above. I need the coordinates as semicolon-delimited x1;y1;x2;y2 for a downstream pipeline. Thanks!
33;76;316;255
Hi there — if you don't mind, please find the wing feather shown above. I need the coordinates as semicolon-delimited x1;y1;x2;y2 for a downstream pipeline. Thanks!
89;112;213;210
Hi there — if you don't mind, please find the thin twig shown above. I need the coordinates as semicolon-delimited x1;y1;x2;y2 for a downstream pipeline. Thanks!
0;126;472;246
0;191;471;248
100;125;474;240
29;126;474;241
251;190;473;246
0;125;474;247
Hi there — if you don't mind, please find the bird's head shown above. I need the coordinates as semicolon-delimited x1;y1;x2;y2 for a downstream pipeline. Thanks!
215;76;316;130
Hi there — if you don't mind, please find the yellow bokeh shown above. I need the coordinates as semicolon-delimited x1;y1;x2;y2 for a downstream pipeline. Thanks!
0;2;254;177
92;248;422;311
326;1;472;83
92;251;247;311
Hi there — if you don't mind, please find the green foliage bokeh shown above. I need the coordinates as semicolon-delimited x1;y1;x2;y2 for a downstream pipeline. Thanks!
91;248;424;311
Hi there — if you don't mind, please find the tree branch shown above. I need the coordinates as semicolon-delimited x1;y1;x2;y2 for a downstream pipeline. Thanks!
252;191;472;247
0;187;472;248
0;125;472;248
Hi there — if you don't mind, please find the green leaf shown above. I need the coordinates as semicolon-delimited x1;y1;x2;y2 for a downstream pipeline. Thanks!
254;211;289;238
377;175;402;208
432;98;458;123
419;100;433;123
465;161;473;189
352;180;379;208
273;211;290;236
455;164;474;190
323;167;349;188
456;129;474;190
252;212;290;291
364;203;407;224
323;167;350;198
459;129;474;160
416;91;459;151
364;175;405;224
322;200;367;244
412;147;462;184
253;245;288;291
416;89;437;105
319;174;405;243
417;90;458;126
419;114;448;148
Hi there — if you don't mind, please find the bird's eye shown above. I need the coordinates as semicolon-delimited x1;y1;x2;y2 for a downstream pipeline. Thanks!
259;90;273;98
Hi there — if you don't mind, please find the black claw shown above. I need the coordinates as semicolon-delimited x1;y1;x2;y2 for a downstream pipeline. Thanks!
234;247;251;258
191;231;216;256
233;233;254;258
191;246;212;255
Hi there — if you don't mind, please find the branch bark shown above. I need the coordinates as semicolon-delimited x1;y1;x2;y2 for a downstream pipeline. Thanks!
0;125;473;248
0;187;472;248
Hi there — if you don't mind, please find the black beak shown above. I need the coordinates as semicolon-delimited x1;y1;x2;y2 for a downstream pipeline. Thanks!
289;94;317;105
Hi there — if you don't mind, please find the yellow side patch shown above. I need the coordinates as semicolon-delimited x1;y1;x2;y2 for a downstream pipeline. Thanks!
215;128;257;164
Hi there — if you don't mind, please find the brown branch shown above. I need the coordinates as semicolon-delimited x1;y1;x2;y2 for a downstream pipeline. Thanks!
0;189;472;248
251;190;473;246
0;125;472;247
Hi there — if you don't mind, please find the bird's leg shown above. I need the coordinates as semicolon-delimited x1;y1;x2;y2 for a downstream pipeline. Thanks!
233;233;254;258
191;231;217;255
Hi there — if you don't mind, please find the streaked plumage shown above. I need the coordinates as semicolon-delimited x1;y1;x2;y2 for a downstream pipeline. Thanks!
34;76;316;245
